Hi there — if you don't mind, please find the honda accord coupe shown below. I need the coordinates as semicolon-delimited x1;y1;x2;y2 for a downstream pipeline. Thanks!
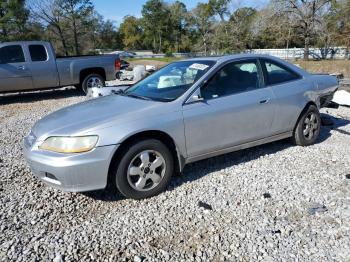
24;54;338;199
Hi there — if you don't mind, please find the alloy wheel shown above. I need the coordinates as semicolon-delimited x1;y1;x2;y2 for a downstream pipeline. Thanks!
127;150;166;192
303;112;319;140
84;76;103;95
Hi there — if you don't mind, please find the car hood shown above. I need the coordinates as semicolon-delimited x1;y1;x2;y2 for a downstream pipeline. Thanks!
32;95;168;140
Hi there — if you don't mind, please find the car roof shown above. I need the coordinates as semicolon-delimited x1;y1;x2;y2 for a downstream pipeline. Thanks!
183;53;281;62
0;41;50;45
181;54;309;76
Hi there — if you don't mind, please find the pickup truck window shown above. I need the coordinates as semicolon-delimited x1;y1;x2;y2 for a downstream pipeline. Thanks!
0;45;25;64
29;45;47;62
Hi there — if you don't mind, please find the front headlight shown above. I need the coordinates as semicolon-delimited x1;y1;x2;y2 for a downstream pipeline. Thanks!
39;136;98;153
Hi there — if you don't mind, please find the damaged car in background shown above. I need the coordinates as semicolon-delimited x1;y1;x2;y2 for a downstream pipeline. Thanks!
24;54;338;199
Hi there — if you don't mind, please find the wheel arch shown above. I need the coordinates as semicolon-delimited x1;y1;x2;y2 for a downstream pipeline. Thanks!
107;130;185;187
293;101;318;132
79;67;106;84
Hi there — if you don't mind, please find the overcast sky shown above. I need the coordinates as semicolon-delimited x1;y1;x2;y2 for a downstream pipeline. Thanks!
93;0;268;25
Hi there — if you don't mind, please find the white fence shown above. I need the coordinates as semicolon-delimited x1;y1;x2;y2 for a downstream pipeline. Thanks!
247;47;349;60
100;47;349;60
132;48;349;60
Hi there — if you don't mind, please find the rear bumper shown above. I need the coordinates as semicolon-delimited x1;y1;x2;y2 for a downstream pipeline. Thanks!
320;88;338;108
23;138;118;192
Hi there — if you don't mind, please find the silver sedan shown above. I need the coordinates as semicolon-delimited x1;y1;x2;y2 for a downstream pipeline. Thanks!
24;54;338;199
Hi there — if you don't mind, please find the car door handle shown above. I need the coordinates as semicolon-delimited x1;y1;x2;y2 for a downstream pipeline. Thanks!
259;99;270;104
17;66;25;70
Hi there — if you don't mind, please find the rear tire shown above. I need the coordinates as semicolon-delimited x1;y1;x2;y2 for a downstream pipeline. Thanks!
112;139;174;199
81;74;105;95
293;105;321;146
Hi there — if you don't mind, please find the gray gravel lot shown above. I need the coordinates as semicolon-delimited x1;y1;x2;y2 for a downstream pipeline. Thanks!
0;88;350;261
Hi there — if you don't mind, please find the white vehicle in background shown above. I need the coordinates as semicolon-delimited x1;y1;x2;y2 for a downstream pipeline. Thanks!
111;51;136;58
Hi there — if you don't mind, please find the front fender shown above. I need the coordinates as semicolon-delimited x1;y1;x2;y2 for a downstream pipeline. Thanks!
90;110;187;159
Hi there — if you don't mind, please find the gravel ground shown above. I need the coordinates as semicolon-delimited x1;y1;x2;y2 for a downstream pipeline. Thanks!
0;88;350;262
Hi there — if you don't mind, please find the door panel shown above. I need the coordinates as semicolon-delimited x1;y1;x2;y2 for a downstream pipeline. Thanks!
28;44;59;89
0;45;33;92
183;87;276;157
260;59;310;134
0;63;33;92
269;79;311;133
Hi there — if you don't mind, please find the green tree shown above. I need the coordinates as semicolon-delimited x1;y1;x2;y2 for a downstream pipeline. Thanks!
0;0;29;41
170;1;188;52
331;0;350;57
25;21;46;41
189;3;214;55
58;0;94;55
250;4;298;49
207;0;231;53
29;0;70;55
95;18;123;50
276;0;334;60
208;0;231;22
141;0;171;52
228;7;257;51
119;15;143;50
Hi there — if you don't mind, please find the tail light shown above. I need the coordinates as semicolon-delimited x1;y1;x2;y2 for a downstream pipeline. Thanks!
115;58;121;71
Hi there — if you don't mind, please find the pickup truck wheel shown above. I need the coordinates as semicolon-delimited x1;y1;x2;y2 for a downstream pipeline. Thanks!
113;139;174;199
81;74;105;95
293;105;321;146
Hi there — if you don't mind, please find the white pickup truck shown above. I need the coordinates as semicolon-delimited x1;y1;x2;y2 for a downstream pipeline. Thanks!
0;41;121;94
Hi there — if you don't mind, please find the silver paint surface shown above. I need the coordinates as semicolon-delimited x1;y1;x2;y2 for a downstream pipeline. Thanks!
23;54;338;192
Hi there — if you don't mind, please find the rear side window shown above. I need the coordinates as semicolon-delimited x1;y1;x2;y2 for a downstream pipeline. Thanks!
29;45;47;62
0;45;25;64
201;60;261;99
263;60;300;85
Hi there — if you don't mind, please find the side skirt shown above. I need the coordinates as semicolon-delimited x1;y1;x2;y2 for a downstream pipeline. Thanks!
185;131;293;165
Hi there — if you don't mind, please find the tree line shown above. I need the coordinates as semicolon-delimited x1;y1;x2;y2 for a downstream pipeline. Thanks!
1;0;349;59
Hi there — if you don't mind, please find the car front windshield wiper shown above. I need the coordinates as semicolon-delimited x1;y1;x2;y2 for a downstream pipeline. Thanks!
114;90;153;101
112;89;126;95
124;93;154;101
113;89;172;102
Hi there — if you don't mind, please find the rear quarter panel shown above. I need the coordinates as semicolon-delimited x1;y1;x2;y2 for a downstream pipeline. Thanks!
271;73;338;134
270;77;318;133
56;55;116;86
309;74;338;107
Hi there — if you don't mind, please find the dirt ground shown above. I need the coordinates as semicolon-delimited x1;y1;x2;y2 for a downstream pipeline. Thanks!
296;60;350;78
1;89;350;261
128;59;171;69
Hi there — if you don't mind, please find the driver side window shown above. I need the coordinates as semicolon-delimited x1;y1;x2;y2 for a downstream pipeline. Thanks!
201;60;260;100
0;45;25;64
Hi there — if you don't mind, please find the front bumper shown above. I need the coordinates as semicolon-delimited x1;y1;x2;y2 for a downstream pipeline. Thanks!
23;136;119;192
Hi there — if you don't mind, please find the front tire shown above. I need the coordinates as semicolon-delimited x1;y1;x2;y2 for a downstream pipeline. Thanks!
113;139;174;199
81;74;105;95
293;105;321;146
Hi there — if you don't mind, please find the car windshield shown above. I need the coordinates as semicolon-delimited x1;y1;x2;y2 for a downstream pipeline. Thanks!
124;60;215;102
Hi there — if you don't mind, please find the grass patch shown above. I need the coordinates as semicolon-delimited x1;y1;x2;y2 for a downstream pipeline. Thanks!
296;60;350;78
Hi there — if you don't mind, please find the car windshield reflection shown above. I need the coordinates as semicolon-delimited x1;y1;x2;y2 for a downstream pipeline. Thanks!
124;60;215;102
